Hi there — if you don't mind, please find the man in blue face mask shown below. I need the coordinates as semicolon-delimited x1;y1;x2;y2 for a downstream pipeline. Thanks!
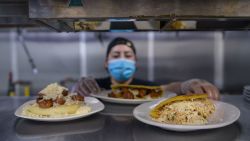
75;37;220;100
97;37;158;88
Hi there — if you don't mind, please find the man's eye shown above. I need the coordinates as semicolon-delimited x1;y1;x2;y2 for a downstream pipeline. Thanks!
125;54;133;58
112;55;120;58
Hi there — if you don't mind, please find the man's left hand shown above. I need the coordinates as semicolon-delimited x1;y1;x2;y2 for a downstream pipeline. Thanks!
181;79;220;100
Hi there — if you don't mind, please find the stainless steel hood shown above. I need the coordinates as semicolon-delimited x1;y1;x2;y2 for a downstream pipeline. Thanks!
1;0;250;32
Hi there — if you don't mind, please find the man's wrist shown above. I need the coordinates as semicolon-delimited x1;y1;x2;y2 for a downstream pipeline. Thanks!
161;82;182;95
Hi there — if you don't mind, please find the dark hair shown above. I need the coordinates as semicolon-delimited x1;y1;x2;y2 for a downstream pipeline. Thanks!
106;37;136;58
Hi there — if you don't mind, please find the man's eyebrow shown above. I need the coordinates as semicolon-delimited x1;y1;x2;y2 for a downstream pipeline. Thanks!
111;51;120;55
125;51;133;54
112;51;120;53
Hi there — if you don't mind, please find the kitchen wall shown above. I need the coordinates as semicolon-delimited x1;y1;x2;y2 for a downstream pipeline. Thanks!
0;29;249;95
224;31;250;92
0;30;81;95
0;30;12;95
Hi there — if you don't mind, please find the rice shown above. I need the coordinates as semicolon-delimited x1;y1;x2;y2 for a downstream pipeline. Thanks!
152;99;215;125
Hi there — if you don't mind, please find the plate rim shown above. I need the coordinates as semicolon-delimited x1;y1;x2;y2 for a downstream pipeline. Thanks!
133;100;240;131
90;91;176;104
14;97;105;122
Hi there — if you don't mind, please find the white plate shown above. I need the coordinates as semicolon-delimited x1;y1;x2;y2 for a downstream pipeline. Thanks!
15;97;105;122
133;99;240;132
91;91;176;104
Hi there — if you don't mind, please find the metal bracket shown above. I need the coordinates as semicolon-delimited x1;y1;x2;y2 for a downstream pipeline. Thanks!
68;0;85;7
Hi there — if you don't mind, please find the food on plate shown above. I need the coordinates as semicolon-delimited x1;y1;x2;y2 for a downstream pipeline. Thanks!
108;84;163;99
150;94;215;125
22;83;91;118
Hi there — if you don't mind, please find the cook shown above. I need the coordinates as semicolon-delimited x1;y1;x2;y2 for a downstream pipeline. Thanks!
74;37;220;100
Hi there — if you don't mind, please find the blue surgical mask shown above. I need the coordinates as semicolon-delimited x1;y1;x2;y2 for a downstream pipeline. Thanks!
108;58;136;82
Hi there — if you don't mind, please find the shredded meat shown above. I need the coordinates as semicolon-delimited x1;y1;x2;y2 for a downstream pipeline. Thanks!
37;99;53;108
71;95;84;101
54;97;66;105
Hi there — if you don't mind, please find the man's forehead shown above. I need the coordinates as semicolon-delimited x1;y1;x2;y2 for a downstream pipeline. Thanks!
110;45;133;52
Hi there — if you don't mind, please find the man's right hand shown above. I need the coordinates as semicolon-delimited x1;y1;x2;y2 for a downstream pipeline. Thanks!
74;77;101;96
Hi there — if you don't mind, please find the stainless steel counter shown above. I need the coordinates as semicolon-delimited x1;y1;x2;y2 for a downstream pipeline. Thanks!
0;95;249;141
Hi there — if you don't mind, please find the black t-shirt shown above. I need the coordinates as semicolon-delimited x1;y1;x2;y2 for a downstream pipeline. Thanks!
96;77;159;90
